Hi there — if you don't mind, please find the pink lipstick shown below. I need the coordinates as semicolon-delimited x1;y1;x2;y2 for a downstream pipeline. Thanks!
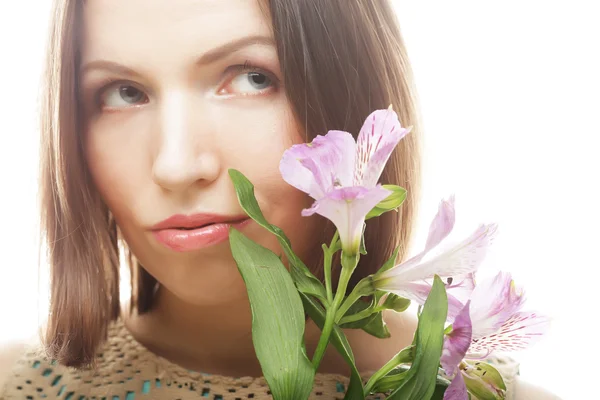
150;214;250;252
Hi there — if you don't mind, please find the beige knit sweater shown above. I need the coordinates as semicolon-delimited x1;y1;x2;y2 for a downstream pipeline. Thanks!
0;318;519;399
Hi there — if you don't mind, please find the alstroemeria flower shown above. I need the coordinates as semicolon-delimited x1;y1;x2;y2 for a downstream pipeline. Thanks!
441;272;550;400
372;195;497;318
279;108;410;255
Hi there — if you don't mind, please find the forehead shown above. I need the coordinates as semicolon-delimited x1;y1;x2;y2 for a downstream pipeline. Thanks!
80;0;273;65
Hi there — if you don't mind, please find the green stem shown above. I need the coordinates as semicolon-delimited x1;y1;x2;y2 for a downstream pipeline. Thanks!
335;277;372;323
330;230;340;249
363;346;414;395
323;231;339;304
322;245;333;304
312;254;355;370
339;306;384;325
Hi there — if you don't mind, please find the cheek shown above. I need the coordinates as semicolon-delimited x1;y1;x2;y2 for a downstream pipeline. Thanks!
83;121;148;226
221;106;304;209
219;108;321;258
266;182;322;261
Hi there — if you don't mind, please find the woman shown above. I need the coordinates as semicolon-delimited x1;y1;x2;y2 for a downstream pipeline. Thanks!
0;0;557;398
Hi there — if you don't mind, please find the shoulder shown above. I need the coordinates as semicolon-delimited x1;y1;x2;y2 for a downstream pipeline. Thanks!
514;378;562;400
0;342;28;390
0;339;51;399
0;319;134;399
346;310;418;373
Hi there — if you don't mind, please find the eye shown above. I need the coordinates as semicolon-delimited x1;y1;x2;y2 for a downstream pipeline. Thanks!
218;64;277;96
98;82;149;109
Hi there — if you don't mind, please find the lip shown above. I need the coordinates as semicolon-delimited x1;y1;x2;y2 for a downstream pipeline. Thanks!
150;213;251;252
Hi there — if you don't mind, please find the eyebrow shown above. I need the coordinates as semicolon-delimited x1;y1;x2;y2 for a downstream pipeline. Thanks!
80;35;276;76
196;35;276;66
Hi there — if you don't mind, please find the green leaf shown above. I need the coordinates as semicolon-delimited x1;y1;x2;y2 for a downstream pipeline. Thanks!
358;311;390;339
371;365;450;395
340;300;373;329
371;368;410;393
386;276;448;400
381;294;411;313
229;169;327;302
331;239;342;254
364;346;414;395
375;245;400;276
365;185;407;220
337;299;390;339
229;229;315;400
377;185;408;209
300;293;365;400
344;293;408;338
359;224;367;255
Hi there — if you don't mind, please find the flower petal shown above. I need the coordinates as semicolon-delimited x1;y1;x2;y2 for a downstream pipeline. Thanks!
380;223;498;284
446;274;476;307
443;371;468;400
280;143;321;197
305;185;391;254
425;195;456;253
469;272;526;339
279;130;356;199
301;200;319;217
392;196;457;271
377;281;432;305
324;130;356;186
442;302;472;375
468;311;550;356
355;109;409;187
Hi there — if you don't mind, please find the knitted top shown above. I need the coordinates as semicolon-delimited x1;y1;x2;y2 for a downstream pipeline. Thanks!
1;318;520;399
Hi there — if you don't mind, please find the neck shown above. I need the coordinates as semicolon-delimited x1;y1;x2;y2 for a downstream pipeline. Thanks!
123;285;333;377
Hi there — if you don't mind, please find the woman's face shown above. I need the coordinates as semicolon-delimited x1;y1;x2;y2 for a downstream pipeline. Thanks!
80;0;320;305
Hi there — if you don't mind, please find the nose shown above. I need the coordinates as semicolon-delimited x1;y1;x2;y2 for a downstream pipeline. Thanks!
152;91;221;192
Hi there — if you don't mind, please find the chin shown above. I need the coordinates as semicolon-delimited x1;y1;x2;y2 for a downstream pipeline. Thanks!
158;258;249;305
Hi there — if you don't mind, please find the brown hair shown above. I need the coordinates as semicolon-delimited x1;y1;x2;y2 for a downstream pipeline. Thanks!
40;0;422;367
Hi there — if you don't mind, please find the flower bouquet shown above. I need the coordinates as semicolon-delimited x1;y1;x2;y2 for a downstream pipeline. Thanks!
227;107;549;399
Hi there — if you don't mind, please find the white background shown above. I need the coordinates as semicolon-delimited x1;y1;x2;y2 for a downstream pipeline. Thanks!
1;1;598;399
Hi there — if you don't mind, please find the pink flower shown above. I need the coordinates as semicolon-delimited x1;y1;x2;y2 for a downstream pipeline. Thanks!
441;302;473;376
441;272;550;399
373;195;497;319
279;108;410;255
